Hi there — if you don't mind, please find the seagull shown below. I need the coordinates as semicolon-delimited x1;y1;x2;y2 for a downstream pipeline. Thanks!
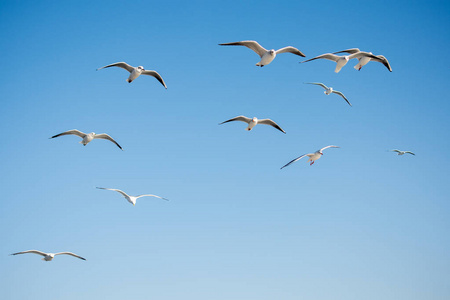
300;52;380;73
50;130;123;150
96;187;169;206
332;48;392;72
390;149;415;156
219;116;286;133
97;62;167;88
10;250;86;261
281;145;340;169
219;40;305;67
305;82;352;106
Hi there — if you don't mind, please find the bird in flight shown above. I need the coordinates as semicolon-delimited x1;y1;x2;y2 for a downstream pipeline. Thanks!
219;116;286;134
390;149;415;156
50;129;123;150
305;82;352;106
332;48;392;72
96;187;169;206
281;145;340;169
219;40;305;67
301;52;380;73
10;250;86;261
97;62;167;88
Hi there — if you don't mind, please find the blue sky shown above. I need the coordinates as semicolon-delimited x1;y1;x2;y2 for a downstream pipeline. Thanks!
1;0;449;299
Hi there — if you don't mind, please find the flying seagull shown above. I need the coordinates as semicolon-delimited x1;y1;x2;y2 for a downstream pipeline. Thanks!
97;62;167;88
50;130;123;150
305;82;352;106
281;145;340;169
219;40;305;67
390;149;415;156
219;116;286;133
96;187;169;206
300;52;380;73
332;48;392;72
10;250;86;261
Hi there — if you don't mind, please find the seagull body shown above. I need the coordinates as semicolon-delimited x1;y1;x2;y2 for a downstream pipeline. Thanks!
390;149;415;156
10;250;86;261
219;116;286;133
219;40;305;67
305;82;352;106
97;62;167;88
301;52;380;73
50;130;123;150
96;187;168;206
332;48;392;72
281;145;340;169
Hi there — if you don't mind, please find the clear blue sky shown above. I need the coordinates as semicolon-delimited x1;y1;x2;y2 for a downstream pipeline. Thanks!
1;0;449;299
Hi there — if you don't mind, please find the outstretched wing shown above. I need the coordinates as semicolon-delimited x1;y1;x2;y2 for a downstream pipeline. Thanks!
280;154;308;169
50;129;86;139
332;48;361;55
319;145;340;152
219;116;252;125
136;194;169;201
371;55;392;72
96;187;129;198
10;250;47;257
219;41;267;57
390;149;401;153
141;70;167;89
305;82;328;90
301;53;341;63
404;151;415;155
94;133;123;150
275;46;305;57
54;252;86;260
96;62;134;73
332;91;352;107
257;119;286;134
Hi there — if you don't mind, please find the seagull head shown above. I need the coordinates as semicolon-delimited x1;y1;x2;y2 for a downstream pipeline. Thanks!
91;132;96;135
138;66;145;71
252;117;257;122
269;49;275;55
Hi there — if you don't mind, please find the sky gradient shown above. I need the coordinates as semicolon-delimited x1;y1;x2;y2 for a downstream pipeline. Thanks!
1;1;449;299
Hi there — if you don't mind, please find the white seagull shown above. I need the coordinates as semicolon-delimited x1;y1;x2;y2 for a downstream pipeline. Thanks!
10;250;86;261
96;187;169;206
219;116;286;133
219;40;305;67
300;52;380;73
281;145;340;169
97;62;167;88
332;48;392;72
50;129;123;150
305;82;352;107
390;149;415;156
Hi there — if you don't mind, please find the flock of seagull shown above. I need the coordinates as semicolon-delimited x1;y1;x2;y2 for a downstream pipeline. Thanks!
10;40;413;262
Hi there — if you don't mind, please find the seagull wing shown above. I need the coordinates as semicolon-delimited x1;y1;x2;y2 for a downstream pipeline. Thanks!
319;145;340;152
50;129;86;139
10;250;47;257
405;151;415;155
305;82;328;90
257;119;286;134
96;62;134;73
301;53;341;63
96;187;130;198
390;149;401;153
219;116;252;125
280;154;308;169
136;194;169;201
371;55;392;72
141;70;167;89
275;46;305;57
54;252;86;260
219;41;267;57
332;90;352;106
93;133;123;150
332;48;361;55
349;52;381;61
